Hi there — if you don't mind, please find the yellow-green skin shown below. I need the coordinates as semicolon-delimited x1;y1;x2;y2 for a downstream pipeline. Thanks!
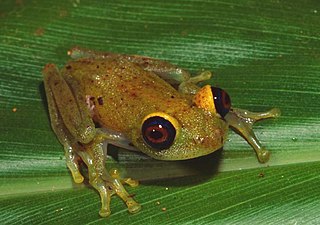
60;57;228;160
43;49;279;217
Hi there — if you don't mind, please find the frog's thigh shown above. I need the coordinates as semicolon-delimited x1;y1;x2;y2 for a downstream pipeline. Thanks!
43;64;95;144
43;64;84;183
127;55;213;94
69;47;192;85
69;47;121;61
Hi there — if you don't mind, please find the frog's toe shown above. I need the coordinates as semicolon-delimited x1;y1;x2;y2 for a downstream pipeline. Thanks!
99;208;111;218
126;198;141;214
257;148;270;163
72;171;84;184
65;156;84;184
102;179;141;215
106;170;141;214
109;168;139;187
123;178;139;187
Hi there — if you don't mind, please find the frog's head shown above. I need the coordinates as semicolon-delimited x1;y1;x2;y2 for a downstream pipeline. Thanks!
131;85;231;160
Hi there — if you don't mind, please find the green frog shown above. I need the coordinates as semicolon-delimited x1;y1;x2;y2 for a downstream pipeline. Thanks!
43;48;280;217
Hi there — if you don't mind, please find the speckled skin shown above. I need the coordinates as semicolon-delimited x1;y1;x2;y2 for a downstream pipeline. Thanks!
43;48;280;217
61;57;228;160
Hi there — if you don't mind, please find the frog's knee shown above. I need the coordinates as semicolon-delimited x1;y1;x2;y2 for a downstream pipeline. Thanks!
43;63;59;80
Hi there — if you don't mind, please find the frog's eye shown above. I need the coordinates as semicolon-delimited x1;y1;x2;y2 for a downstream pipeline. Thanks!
211;87;231;118
193;85;231;118
141;114;178;150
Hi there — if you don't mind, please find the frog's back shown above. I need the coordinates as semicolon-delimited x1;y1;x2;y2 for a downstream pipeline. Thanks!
62;57;191;134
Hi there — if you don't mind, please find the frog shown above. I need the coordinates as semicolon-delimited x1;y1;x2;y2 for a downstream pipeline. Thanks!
43;47;280;217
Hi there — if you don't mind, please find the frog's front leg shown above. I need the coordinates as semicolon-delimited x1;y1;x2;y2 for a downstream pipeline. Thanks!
43;64;140;217
77;133;141;217
225;108;281;163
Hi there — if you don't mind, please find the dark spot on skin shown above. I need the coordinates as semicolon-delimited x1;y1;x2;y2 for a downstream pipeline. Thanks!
142;61;149;67
130;93;137;98
96;65;100;69
66;65;72;70
98;97;104;105
171;95;175;99
128;194;136;198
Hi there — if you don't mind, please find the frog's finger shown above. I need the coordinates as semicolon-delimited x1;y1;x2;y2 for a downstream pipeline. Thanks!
43;64;95;144
78;139;141;217
65;143;84;184
232;108;281;125
109;168;139;187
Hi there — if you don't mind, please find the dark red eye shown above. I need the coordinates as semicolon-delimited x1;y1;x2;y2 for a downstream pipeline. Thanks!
211;87;231;118
142;116;176;150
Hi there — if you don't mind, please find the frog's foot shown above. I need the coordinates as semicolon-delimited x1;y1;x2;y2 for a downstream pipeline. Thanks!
77;138;141;217
109;168;139;187
65;147;84;184
179;70;212;94
224;108;280;163
90;174;141;217
188;70;212;84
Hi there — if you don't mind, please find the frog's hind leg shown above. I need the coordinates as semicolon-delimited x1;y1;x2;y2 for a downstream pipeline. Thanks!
124;55;213;95
68;47;211;89
43;64;85;184
224;108;281;163
77;136;141;217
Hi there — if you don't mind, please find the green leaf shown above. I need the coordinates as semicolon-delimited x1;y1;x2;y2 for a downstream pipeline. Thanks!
1;0;320;224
